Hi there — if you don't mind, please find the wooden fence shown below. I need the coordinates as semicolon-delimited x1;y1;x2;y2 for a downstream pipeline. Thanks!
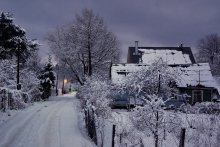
84;109;97;145
0;88;29;112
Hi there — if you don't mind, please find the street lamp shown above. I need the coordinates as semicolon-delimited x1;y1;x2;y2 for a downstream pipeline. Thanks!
62;76;67;94
64;79;68;84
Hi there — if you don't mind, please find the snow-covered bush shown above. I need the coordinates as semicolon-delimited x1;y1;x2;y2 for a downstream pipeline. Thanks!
130;95;182;147
183;113;220;147
0;59;42;102
179;103;220;146
77;76;111;118
0;87;29;111
115;124;144;147
180;102;220;114
77;76;112;146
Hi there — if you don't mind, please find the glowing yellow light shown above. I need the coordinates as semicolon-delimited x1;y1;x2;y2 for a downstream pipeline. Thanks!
64;79;68;84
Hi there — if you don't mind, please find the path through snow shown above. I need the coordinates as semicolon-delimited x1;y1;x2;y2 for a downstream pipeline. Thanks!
0;93;95;147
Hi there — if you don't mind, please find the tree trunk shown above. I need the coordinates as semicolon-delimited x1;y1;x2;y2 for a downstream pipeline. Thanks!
155;111;159;147
88;45;92;76
155;135;159;147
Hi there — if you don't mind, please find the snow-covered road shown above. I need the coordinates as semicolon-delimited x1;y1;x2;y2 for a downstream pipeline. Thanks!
0;93;95;147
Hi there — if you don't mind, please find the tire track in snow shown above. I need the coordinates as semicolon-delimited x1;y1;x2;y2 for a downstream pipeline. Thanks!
38;101;66;147
0;102;61;147
0;94;96;147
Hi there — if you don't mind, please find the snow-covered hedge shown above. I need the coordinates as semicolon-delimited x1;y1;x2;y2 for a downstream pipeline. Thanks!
180;102;220;114
0;87;29;111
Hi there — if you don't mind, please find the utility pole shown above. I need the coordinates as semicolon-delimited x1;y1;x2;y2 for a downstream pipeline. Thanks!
55;64;59;95
16;43;21;90
62;76;65;94
158;70;161;96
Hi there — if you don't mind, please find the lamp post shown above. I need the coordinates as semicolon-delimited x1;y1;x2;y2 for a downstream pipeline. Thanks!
16;43;21;90
55;64;59;95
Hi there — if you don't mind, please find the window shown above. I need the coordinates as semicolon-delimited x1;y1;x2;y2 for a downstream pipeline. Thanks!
192;90;203;104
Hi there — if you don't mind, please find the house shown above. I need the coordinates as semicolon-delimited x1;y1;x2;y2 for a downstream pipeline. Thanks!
172;63;220;104
111;41;220;104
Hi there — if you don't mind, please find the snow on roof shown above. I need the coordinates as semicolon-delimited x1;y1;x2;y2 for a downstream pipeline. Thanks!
174;63;220;93
139;49;192;65
111;63;149;83
111;63;220;93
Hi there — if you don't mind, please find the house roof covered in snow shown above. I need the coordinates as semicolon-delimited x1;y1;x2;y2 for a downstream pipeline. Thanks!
111;63;220;93
173;63;218;88
127;46;196;65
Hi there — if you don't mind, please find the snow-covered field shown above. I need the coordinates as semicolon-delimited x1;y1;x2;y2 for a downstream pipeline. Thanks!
0;93;95;147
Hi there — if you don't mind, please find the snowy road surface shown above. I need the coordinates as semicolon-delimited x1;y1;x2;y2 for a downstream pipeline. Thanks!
0;93;95;147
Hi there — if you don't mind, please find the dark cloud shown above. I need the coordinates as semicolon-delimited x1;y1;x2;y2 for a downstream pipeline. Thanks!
1;0;220;62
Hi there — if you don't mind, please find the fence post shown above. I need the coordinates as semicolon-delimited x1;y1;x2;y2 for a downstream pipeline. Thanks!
140;138;144;147
84;109;88;129
120;133;122;144
179;128;186;147
112;124;116;147
0;89;2;110
91;110;97;145
3;89;7;112
8;91;12;110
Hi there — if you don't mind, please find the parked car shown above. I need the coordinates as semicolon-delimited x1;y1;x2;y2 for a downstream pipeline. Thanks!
110;98;129;109
165;95;187;110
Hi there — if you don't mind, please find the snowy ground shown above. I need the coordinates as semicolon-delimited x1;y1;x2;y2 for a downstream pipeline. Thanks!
109;110;220;147
0;93;95;147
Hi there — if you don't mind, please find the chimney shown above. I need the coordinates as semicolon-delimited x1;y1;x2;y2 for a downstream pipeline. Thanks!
135;41;139;55
179;43;183;48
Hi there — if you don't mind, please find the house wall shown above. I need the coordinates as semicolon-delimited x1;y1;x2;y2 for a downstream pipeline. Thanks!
179;88;213;104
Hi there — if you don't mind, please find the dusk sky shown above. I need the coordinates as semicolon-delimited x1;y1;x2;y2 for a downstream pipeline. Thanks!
1;0;220;62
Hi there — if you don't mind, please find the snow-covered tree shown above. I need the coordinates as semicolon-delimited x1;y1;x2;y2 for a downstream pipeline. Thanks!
47;9;120;85
39;56;56;100
0;12;41;104
24;44;42;73
196;33;220;75
78;75;111;117
0;59;17;88
20;69;41;102
131;95;165;147
0;12;38;62
126;60;180;147
122;59;178;106
0;59;42;101
77;76;111;146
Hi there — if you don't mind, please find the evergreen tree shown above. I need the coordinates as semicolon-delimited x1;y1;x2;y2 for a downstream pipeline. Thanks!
0;12;38;62
39;56;56;100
